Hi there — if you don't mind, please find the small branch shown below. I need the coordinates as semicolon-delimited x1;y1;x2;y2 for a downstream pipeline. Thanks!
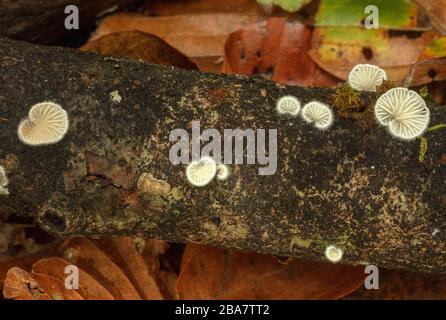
0;37;445;273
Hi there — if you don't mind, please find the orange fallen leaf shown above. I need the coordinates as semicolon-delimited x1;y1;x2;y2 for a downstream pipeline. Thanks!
3;267;83;300
4;268;50;300
142;239;179;300
2;237;176;300
347;268;446;300
177;244;365;300
58;238;141;300
401;58;446;88
82;31;198;70
224;17;339;87
91;13;262;59
0;242;61;284
138;0;266;73
32;257;114;300
94;238;166;300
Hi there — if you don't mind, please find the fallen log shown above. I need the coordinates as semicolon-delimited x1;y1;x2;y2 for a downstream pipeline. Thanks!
0;37;445;273
0;0;140;44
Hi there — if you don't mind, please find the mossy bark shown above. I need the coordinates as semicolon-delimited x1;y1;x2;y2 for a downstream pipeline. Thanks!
0;37;445;273
0;0;140;44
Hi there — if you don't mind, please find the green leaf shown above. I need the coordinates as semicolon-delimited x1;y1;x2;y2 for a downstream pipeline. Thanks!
421;37;446;59
315;0;418;29
257;0;311;12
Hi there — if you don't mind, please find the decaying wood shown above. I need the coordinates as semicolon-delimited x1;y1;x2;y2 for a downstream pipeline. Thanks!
0;37;445;273
0;0;140;44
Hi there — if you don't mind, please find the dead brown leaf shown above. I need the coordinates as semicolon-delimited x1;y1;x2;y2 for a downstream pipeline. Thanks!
32;257;114;300
91;12;261;59
0;242;61;284
3;267;83;300
94;238;166;300
141;239;179;300
224;18;339;87
2;237;176;300
414;0;446;35
177;244;365;300
58;238;141;300
347;268;446;300
82;31;198;70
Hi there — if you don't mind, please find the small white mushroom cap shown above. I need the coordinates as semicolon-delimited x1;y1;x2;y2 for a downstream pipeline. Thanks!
216;164;230;181
276;96;301;117
186;156;217;187
18;102;69;146
374;88;430;140
348;64;387;92
325;245;343;263
301;101;334;130
0;165;9;196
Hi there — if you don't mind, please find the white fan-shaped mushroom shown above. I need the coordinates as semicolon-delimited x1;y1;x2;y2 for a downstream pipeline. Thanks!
216;164;230;181
301;101;334;130
186;156;217;187
0;165;9;195
374;88;430;140
325;245;343;263
348;64;387;92
18;102;69;146
276;96;301;117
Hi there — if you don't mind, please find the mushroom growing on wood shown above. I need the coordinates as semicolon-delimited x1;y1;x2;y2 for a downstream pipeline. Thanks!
276;96;301;117
374;88;430;140
216;164;230;181
186;156;217;187
301;101;334;130
325;245;343;263
348;64;387;92
18;102;69;146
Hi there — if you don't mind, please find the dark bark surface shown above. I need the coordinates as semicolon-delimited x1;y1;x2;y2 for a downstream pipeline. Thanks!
0;0;140;44
0;37;445;273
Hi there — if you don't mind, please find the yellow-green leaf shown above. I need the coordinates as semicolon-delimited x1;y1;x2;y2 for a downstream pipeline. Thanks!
308;27;441;85
257;0;311;12
315;0;420;29
421;37;446;60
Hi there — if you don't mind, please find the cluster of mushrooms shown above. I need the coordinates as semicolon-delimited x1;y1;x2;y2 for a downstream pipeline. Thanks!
186;64;432;191
277;64;430;141
277;97;334;130
186;157;230;187
2;64;434;264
